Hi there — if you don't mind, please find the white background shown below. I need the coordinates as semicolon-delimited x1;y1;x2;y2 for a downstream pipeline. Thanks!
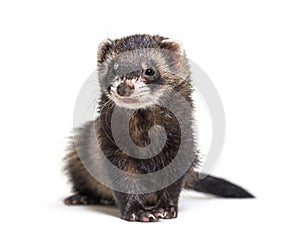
0;0;299;241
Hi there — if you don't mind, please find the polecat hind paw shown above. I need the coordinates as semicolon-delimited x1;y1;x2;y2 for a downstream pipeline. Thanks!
64;194;115;206
64;194;97;205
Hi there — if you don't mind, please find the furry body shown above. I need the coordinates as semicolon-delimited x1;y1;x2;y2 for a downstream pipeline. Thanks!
64;34;253;222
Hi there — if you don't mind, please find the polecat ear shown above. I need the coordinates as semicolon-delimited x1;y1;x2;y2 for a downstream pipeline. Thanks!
160;39;184;55
97;39;113;64
160;39;185;72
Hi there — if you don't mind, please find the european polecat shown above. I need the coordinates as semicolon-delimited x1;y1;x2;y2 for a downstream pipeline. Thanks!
64;34;253;222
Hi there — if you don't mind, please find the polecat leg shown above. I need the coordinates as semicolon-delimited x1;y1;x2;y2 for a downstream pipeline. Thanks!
113;192;159;222
64;194;115;206
150;177;184;219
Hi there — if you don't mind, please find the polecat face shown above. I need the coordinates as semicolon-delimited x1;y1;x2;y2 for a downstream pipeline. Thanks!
97;35;189;109
107;54;166;109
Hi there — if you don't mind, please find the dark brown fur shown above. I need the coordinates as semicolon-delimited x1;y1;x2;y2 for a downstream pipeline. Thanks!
64;34;254;222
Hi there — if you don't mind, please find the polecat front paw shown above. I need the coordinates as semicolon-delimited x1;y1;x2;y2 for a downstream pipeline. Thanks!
122;209;160;222
151;206;178;219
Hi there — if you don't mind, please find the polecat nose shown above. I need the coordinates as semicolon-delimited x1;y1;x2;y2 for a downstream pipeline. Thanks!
116;83;135;97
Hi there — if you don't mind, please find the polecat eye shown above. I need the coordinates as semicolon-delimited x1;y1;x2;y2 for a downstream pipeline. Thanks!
144;68;155;77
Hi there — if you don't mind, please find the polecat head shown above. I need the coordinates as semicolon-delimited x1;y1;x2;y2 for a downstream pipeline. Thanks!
97;34;191;109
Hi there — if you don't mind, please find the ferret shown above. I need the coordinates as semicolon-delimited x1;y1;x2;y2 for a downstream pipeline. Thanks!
64;34;254;222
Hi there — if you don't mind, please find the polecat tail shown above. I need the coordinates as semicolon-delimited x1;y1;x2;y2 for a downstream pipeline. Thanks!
185;173;254;198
